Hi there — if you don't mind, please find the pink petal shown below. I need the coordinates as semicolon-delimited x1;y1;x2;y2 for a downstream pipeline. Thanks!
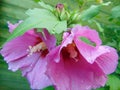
47;47;107;90
39;29;56;51
7;21;37;37
72;25;107;63
0;22;54;89
26;58;52;89
46;56;70;90
0;32;40;62
72;25;101;46
61;33;73;47
75;40;110;63
62;32;70;40
95;46;118;74
7;21;23;33
8;53;40;72
53;33;73;63
46;46;61;63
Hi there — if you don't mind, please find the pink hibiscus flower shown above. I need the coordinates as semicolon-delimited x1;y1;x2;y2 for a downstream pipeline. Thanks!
46;25;118;90
0;22;56;89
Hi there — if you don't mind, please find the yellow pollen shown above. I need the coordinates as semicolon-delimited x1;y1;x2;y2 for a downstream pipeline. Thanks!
27;42;47;56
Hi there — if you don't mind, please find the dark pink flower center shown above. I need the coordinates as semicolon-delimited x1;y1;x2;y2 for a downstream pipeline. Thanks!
61;43;79;61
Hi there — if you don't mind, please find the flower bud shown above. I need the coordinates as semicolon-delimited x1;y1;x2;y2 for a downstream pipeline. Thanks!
56;3;64;13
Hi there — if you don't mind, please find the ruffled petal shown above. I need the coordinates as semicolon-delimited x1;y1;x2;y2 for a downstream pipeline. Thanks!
72;25;107;63
63;57;107;90
47;47;107;90
39;29;56;51
26;58;52;89
75;40;110;64
8;53;40;72
46;54;70;90
61;33;73;48
95;46;118;74
46;46;61;63
53;32;73;63
1;22;53;89
0;31;40;63
62;32;70;40
72;25;101;46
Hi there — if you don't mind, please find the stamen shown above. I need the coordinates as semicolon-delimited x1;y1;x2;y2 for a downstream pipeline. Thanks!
27;42;47;56
65;43;80;62
67;43;78;59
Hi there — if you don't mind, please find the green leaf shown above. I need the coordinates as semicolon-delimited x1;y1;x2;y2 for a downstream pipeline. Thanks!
79;5;101;21
6;8;67;42
43;0;80;10
92;20;104;32
79;2;111;21
111;5;120;18
115;60;120;74
43;86;54;90
34;0;41;3
53;20;67;34
26;8;54;16
80;37;96;46
38;1;54;11
106;75;120;90
96;86;109;90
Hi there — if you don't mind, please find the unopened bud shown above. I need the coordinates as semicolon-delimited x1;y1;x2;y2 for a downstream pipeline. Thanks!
56;3;64;12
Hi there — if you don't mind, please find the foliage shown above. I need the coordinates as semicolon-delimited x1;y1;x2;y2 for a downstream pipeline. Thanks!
106;75;120;90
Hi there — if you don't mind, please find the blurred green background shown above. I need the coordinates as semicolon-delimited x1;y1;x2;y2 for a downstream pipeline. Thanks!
0;0;120;90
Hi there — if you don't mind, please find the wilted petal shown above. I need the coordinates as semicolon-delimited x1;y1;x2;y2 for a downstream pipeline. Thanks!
95;46;118;74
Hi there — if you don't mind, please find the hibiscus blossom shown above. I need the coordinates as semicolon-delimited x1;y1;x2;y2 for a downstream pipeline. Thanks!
46;25;118;90
0;22;56;89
